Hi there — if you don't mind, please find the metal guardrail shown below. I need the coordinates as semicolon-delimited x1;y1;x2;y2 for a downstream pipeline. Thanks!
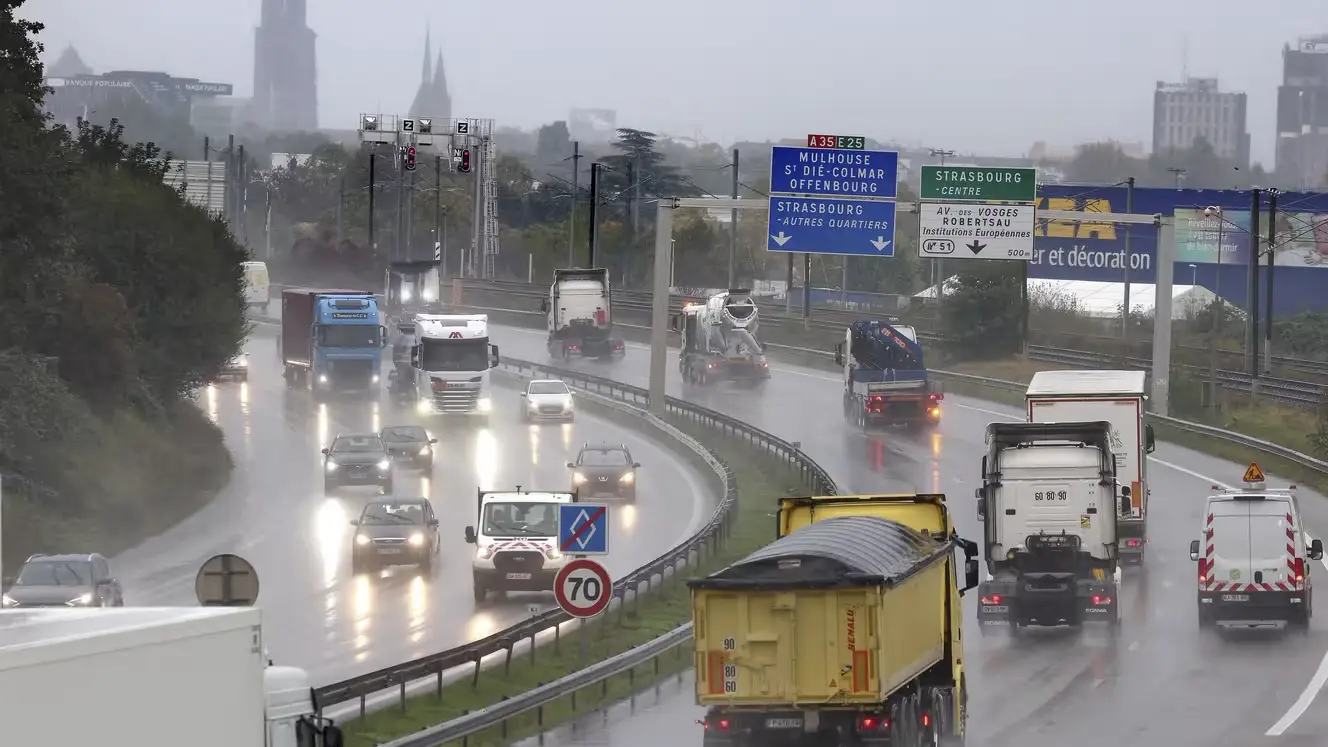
310;355;837;726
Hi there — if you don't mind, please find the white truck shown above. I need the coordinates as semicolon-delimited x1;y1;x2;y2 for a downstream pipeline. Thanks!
975;421;1126;633
408;313;500;423
1025;370;1156;565
540;268;625;361
463;489;578;603
0;606;342;746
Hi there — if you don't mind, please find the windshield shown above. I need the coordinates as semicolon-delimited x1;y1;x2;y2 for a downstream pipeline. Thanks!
317;324;380;348
16;560;92;586
420;337;489;371
332;435;384;453
579;449;629;466
381;426;427;443
360;503;425;525
528;381;569;395
481;501;560;537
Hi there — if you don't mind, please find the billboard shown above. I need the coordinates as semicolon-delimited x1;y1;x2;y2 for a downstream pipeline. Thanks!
1028;184;1328;315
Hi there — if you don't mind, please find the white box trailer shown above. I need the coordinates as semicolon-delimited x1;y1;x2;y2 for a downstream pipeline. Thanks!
1025;370;1156;564
0;607;339;747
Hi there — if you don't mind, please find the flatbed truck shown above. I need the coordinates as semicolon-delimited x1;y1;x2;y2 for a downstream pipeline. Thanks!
835;319;942;429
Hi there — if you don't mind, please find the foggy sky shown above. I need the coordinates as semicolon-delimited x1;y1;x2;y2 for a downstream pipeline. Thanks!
28;0;1328;164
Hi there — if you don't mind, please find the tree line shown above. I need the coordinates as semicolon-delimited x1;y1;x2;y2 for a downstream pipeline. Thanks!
1;2;247;565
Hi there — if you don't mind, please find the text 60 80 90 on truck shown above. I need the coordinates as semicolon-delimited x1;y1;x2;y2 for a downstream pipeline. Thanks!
689;493;979;747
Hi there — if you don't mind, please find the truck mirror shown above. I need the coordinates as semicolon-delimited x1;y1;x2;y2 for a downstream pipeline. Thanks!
1312;539;1324;560
324;724;345;747
1189;539;1200;561
464;526;477;544
1120;495;1132;515
379;325;388;348
964;558;980;591
410;345;421;367
1145;424;1156;454
489;344;500;368
833;343;844;367
539;298;550;313
975;494;986;522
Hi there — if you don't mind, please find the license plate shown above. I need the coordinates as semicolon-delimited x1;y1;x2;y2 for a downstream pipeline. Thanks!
1222;594;1250;602
765;719;801;729
377;548;402;555
505;572;532;580
982;605;1008;614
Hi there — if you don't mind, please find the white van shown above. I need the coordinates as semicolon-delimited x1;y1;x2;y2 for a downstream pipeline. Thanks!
1190;463;1322;629
242;261;270;313
463;489;577;603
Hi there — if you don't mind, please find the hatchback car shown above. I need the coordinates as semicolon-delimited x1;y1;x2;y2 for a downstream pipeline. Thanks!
568;443;640;501
1;553;124;608
350;499;440;574
521;379;575;422
323;433;393;494
380;425;436;469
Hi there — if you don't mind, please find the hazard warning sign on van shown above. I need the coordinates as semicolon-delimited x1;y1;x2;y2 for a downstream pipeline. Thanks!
1242;462;1266;483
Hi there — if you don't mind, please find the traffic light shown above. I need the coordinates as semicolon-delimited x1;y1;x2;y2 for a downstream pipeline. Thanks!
404;146;417;171
459;149;471;173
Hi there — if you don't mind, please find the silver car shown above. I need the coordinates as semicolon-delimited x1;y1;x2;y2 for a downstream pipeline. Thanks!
521;379;575;422
2;553;124;608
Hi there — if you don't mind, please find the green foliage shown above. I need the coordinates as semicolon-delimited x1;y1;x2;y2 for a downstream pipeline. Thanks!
941;263;1025;359
1272;310;1328;360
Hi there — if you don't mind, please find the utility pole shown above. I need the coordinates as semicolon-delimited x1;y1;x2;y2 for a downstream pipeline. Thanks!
631;155;641;237
405;166;416;260
1248;189;1261;378
1206;206;1224;411
434;155;444;273
929;148;956;320
568;141;581;266
587;162;601;267
367;153;377;254
335;177;344;245
394;149;405;261
1265;189;1278;374
238;144;248;245
729;148;739;287
625;159;635;237
1121;177;1135;338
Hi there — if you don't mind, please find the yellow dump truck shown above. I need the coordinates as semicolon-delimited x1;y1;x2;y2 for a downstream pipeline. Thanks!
688;494;980;747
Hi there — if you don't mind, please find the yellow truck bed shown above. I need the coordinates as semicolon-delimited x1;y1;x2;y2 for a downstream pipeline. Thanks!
689;514;953;707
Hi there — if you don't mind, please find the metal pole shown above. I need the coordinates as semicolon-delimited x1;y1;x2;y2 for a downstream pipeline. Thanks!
470;145;482;278
395;155;406;261
587;163;600;267
226;134;235;223
1248;189;1261;378
406;166;416;260
649;202;674;415
728;148;739;287
785;255;794;313
1150;220;1176;416
1208;212;1223;410
569;141;580;267
264;186;272;259
1265;191;1277;374
434;155;443;272
802;254;811;328
238;145;248;245
203;135;210;160
1121;177;1134;338
840;259;848;305
368;153;377;253
335;177;344;245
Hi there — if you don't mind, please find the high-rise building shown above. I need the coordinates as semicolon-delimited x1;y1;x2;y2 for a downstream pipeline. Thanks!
1152;77;1249;166
1276;36;1328;189
251;0;318;132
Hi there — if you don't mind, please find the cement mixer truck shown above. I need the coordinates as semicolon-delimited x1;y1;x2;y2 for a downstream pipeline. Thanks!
671;289;770;387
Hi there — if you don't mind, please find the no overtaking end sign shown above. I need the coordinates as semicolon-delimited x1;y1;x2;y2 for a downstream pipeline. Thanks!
554;558;612;618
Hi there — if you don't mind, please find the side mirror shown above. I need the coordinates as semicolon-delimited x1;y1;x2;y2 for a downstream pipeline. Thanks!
427;518;439;527
833;342;844;367
1119;486;1132;515
539;299;550;313
429;438;438;444
410;345;421;368
566;461;577;468
321;448;329;455
633;462;642;468
965;558;980;591
379;325;388;348
348;519;359;526
520;392;527;397
464;526;477;543
1145;424;1156;454
489;344;500;368
975;490;986;522
324;724;345;747
1312;539;1324;561
1189;539;1200;561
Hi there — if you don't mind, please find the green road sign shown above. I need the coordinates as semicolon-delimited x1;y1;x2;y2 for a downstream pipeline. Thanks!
920;165;1037;202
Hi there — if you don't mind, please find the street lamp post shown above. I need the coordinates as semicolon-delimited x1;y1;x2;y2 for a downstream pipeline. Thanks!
928;148;956;316
1204;206;1224;410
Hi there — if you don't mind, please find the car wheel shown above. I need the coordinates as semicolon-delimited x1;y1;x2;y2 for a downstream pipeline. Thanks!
473;581;486;603
351;557;363;575
420;553;433;574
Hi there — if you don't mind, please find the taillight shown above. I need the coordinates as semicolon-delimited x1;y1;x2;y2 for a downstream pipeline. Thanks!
922;713;931;727
1092;595;1113;605
981;594;1002;604
858;716;888;731
1296;557;1305;583
1125;538;1144;548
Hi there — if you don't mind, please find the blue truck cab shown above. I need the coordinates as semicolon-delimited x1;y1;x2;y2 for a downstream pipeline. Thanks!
281;288;386;396
834;318;943;428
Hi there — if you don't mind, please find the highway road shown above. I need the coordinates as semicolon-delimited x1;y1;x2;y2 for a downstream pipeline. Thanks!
104;321;715;685
490;323;1328;747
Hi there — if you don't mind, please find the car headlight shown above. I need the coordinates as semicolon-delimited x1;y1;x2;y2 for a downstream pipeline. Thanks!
477;397;492;412
318;374;328;384
325;460;338;471
67;592;94;606
526;399;539;410
572;472;587;484
355;534;370;545
408;533;425;546
236;357;248;367
477;545;495;560
2;594;16;607
372;374;380;383
619;472;634;483
564;396;574;409
376;459;391;471
418;445;431;456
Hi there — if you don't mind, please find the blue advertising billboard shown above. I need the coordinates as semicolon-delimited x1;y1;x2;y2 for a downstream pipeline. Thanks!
1030;184;1328;315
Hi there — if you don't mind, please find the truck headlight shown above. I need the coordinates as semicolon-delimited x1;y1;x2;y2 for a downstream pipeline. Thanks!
2;594;17;607
408;533;424;546
325;461;338;471
67;592;94;606
318;375;328;384
416;399;431;414
376;459;391;471
573;472;587;484
355;534;370;546
546;547;563;560
477;397;492;412
619;472;634;483
372;374;380;383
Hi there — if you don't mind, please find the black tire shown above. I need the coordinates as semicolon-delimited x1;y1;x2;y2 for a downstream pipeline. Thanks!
420;553;433;574
473;581;486;603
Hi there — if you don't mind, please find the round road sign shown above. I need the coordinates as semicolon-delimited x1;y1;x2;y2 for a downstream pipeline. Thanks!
554;558;612;618
195;553;260;607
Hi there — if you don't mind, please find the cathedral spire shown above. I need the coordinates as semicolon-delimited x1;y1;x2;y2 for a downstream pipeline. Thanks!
420;29;432;85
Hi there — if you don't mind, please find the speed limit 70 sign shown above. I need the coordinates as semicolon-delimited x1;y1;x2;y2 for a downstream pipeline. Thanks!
554;558;612;618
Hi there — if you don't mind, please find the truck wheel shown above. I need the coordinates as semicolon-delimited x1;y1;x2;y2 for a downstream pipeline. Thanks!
473;581;487;603
1198;607;1213;629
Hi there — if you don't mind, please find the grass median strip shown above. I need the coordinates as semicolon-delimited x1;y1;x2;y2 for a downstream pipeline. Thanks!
340;411;805;747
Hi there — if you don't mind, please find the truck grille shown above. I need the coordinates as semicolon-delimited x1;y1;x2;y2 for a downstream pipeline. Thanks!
432;388;479;411
328;359;374;387
493;552;545;573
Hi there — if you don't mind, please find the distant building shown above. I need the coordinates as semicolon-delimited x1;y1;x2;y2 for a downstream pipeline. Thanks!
407;31;452;121
1276;36;1328;188
1152;77;1249;165
568;108;617;143
251;0;318;131
43;64;234;131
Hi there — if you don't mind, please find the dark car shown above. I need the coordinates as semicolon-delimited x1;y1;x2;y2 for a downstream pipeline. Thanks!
350;499;440;574
380;425;436;469
214;352;249;382
323;433;394;494
568;442;640;501
2;553;124;608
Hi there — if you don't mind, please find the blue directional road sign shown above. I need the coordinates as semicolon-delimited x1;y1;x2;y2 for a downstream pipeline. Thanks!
769;146;900;199
767;196;897;257
558;503;609;555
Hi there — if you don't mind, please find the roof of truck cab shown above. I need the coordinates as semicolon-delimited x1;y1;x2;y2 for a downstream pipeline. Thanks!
480;491;575;504
0;607;261;667
1026;369;1147;397
690;516;945;589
